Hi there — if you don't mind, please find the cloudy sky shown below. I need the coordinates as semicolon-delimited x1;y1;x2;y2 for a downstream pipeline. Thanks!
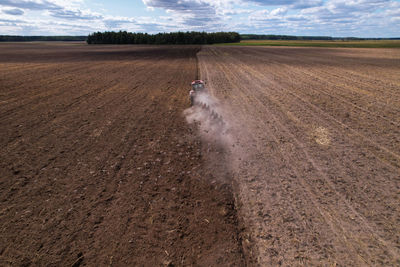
0;0;399;37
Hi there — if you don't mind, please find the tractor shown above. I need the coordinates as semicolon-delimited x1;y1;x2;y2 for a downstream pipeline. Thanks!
189;80;206;106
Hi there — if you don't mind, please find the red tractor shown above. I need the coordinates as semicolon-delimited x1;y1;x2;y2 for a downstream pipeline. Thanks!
189;80;206;106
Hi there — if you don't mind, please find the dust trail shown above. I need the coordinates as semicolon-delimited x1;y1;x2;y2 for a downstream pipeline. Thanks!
183;90;243;187
184;91;233;149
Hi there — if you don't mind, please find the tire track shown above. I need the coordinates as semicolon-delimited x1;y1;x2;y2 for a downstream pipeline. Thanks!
222;47;400;169
213;54;395;264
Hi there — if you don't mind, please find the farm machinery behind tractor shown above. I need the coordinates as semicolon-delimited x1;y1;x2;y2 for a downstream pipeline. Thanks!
189;80;225;125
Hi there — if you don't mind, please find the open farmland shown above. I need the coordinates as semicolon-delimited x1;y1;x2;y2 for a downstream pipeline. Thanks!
198;46;400;266
1;43;400;267
225;39;400;48
0;43;244;266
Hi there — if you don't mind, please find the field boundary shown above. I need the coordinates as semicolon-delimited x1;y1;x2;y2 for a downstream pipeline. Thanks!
217;40;400;48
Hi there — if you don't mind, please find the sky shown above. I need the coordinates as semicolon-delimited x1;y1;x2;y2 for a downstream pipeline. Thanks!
0;0;399;37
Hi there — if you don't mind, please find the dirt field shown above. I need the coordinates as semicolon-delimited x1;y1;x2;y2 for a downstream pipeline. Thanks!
0;43;244;266
1;43;400;266
198;46;400;266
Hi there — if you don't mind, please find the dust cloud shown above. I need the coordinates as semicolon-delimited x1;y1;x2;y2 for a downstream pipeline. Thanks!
183;91;233;148
183;91;242;185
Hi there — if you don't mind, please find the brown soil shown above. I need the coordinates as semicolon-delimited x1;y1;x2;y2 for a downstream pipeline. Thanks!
0;43;244;266
198;46;400;266
2;42;400;267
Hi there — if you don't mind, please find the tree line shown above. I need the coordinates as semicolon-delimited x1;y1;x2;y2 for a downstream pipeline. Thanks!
2;34;397;43
86;31;241;45
0;35;87;42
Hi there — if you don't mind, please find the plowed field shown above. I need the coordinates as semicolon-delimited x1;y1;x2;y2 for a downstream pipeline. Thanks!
198;46;400;266
1;43;400;267
0;43;244;266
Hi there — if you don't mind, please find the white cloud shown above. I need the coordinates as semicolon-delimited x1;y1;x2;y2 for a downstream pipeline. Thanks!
2;7;24;15
142;0;221;29
48;8;102;20
247;0;323;8
0;0;399;37
270;7;287;16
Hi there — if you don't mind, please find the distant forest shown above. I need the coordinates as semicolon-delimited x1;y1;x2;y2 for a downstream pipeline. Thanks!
86;31;241;44
0;35;87;42
1;33;398;43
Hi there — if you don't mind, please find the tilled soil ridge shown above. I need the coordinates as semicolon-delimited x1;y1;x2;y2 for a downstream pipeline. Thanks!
198;46;400;266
